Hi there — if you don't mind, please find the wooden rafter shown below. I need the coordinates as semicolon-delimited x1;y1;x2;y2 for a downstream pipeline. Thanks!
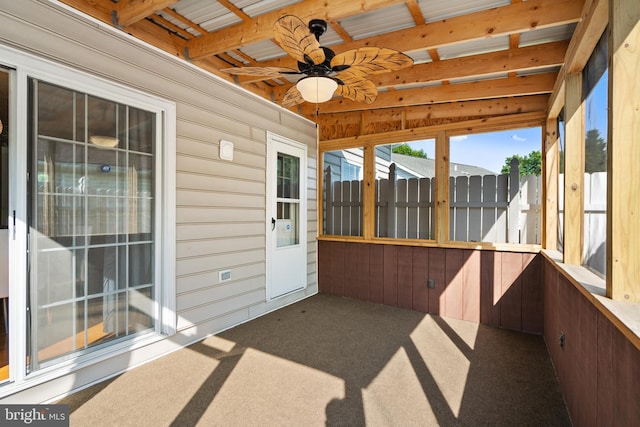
185;0;408;60
300;72;557;115
115;0;179;28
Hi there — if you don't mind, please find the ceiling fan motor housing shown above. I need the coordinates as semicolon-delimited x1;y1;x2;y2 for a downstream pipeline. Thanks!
298;46;335;76
308;19;327;40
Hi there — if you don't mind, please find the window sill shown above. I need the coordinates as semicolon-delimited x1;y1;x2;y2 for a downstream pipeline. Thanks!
318;235;542;253
541;249;640;348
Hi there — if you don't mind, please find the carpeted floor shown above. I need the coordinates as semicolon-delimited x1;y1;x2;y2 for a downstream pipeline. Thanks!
59;294;571;426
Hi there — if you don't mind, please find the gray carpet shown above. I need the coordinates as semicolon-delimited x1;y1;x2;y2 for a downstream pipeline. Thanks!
60;294;571;426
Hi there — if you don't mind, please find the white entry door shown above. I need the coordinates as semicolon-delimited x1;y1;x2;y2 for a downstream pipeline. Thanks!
266;133;307;300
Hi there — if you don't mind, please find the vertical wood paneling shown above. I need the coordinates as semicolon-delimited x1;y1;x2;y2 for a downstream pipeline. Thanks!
574;287;598;427
318;241;543;333
397;246;414;309
522;253;543;333
480;250;498;327
369;244;384;304
318;240;331;294
555;274;574;415
462;250;481;322
500;252;523;330
412;247;429;312
356;243;370;301
329;242;346;296
543;259;559;362
383;245;398;306
544;257;640;427
612;321;640;424
343;243;359;299
429;248;446;315
596;314;614;426
444;249;464;319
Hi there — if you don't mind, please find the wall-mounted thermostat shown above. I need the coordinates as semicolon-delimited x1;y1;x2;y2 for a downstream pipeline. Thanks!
220;139;234;161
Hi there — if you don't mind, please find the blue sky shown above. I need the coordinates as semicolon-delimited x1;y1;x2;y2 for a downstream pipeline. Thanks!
403;70;609;175
405;127;543;174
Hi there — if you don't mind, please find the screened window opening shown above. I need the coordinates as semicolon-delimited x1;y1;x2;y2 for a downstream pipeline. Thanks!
323;148;364;237
582;30;608;278
28;79;156;370
449;128;542;244
557;113;566;253
376;140;435;239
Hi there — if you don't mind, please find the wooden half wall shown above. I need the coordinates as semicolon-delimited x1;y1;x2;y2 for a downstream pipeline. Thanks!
543;257;640;426
318;241;543;334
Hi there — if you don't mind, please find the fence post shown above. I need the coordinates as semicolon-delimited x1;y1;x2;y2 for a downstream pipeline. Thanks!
507;157;520;243
325;166;333;235
387;163;397;237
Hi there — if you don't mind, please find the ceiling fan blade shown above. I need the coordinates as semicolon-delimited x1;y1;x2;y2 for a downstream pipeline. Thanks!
282;85;305;108
335;72;378;104
331;47;413;75
220;66;300;77
274;15;325;65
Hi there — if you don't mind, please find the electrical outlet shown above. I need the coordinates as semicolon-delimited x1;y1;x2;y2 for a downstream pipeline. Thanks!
427;279;435;289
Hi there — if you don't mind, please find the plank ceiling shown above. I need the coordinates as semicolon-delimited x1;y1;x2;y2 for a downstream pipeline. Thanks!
58;0;585;141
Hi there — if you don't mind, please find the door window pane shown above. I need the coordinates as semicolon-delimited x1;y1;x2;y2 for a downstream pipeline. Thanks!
276;153;300;247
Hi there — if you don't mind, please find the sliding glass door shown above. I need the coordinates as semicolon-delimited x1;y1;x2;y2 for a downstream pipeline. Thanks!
27;79;156;370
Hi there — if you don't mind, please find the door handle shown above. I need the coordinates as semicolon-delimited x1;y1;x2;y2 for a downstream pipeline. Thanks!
271;217;276;231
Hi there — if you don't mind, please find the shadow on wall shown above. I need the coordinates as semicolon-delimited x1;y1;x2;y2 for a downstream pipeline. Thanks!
318;241;543;334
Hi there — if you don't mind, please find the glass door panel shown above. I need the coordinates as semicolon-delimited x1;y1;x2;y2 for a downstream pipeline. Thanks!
27;79;156;370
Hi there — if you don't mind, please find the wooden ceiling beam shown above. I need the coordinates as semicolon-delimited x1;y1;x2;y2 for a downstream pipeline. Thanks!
300;72;556;114
318;112;547;147
115;0;178;28
316;95;550;126
186;0;407;60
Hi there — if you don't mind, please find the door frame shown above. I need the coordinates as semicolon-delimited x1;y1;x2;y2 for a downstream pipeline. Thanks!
265;132;307;301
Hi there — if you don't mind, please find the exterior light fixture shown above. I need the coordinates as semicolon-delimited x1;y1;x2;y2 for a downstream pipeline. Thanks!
296;76;337;103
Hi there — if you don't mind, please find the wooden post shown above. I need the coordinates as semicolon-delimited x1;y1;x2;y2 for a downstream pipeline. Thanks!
607;0;640;302
507;157;520;243
563;72;585;265
435;130;449;244
362;144;375;240
387;163;397;238
324;166;333;235
544;119;559;250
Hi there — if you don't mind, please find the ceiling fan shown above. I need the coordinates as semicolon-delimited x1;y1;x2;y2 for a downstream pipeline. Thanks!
221;15;414;107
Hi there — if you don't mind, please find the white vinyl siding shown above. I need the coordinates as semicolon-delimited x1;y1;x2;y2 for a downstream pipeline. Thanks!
0;0;317;401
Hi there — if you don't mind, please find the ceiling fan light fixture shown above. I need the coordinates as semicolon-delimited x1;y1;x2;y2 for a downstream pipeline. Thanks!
296;76;337;103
